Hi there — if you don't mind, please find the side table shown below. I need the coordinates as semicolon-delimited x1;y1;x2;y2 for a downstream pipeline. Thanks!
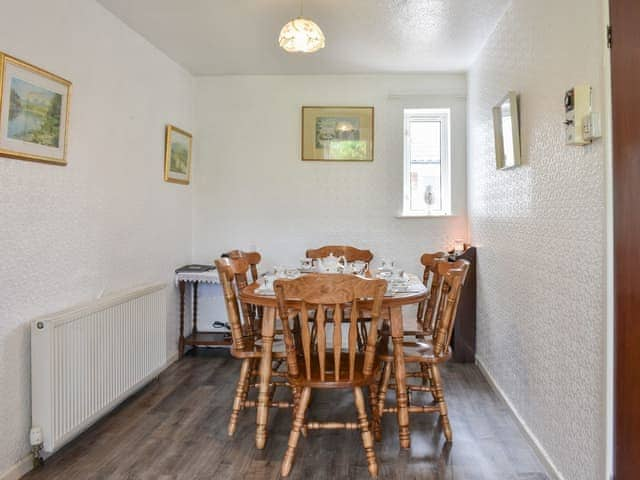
176;269;231;358
448;246;477;363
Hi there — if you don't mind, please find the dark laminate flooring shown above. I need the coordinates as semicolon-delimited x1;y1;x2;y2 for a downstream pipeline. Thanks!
24;349;549;480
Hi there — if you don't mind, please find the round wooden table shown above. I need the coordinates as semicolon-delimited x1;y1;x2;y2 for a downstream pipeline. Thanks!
240;280;428;450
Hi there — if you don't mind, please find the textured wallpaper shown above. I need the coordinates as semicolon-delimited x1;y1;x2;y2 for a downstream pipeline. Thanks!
0;0;194;474
467;1;607;479
193;74;468;273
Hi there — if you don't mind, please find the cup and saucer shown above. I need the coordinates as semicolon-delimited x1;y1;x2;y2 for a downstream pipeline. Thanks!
256;274;277;295
344;260;369;276
299;258;315;273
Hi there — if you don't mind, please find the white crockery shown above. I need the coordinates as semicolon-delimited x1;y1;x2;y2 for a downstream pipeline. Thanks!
315;253;347;273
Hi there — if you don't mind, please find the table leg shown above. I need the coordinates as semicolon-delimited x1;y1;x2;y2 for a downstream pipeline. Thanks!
256;305;276;449
192;282;199;334
178;281;185;359
390;305;411;448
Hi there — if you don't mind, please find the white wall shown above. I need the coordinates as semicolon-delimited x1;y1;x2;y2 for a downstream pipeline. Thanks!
193;74;467;272
467;1;607;479
0;0;194;476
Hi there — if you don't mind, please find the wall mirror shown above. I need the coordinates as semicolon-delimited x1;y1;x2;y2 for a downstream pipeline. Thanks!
492;91;521;169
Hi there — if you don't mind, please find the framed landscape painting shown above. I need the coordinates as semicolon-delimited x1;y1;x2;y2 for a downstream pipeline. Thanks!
0;52;71;165
164;124;192;184
302;106;374;161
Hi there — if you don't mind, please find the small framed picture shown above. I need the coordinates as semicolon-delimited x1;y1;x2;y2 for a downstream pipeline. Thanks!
492;91;521;169
164;124;192;185
302;106;374;161
0;52;72;165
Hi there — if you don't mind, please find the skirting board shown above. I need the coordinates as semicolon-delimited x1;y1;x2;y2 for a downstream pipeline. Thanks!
475;356;565;480
165;350;179;367
0;455;31;480
0;351;180;480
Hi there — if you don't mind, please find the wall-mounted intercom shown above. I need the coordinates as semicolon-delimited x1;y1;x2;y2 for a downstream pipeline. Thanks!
564;84;601;145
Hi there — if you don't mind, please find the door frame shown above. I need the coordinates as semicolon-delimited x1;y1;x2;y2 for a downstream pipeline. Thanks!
604;0;614;476
610;0;640;477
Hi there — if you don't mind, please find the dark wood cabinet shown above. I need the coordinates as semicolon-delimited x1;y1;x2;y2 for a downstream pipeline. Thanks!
450;247;476;363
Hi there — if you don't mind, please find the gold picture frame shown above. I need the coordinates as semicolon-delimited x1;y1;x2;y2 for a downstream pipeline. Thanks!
0;52;72;165
302;106;374;161
164;124;192;185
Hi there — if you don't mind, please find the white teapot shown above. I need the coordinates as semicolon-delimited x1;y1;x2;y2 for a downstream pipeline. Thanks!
316;253;347;273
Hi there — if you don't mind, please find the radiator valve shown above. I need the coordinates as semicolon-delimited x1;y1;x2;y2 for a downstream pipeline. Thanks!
29;427;44;468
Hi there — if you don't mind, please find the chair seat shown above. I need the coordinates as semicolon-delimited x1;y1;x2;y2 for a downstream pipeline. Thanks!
288;352;378;388
377;338;450;364
231;337;288;359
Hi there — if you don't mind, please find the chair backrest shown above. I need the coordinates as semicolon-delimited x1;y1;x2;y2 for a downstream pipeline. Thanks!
418;252;448;332
305;245;374;263
431;259;470;357
215;257;256;349
221;250;262;283
274;274;387;384
420;252;448;285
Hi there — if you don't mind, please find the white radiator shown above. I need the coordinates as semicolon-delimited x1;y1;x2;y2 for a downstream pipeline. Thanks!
31;283;167;454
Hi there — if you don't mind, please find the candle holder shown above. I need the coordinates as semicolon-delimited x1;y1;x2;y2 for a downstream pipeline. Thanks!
453;239;465;255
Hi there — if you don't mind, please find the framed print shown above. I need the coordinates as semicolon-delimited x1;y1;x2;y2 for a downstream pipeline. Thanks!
164;124;192;184
302;106;374;161
492;91;521;169
0;52;71;165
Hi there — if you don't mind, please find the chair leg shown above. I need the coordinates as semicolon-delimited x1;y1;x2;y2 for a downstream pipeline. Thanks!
289;386;309;437
291;386;301;414
429;364;452;442
374;361;392;442
420;363;437;402
420;363;429;386
248;358;260;395
368;383;378;422
228;358;252;436
281;386;311;477
354;387;378;477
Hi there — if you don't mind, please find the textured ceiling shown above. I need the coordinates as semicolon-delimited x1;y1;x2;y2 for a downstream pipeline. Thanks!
96;0;510;75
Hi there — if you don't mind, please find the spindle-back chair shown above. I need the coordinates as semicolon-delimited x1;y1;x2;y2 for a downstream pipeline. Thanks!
305;245;375;350
215;258;292;437
222;250;262;283
274;274;387;477
305;245;374;263
219;251;265;330
374;259;470;443
412;251;448;337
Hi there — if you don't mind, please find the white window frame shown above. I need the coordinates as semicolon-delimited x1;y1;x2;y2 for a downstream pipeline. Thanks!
401;108;451;217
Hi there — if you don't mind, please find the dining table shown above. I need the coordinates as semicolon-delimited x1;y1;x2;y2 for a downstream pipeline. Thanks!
239;273;428;450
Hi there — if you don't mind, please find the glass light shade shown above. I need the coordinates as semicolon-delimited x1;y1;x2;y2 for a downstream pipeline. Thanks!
279;17;326;53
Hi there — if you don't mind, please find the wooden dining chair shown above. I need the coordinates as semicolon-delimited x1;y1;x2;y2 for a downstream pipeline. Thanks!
274;274;387;477
408;252;448;338
221;249;264;326
222;250;262;283
215;258;293;436
305;245;375;350
374;259;470;443
305;245;374;263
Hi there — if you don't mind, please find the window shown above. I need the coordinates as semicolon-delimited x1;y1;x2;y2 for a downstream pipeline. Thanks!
402;108;451;216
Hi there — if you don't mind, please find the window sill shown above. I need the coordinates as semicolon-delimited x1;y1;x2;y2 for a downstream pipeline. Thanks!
396;212;455;219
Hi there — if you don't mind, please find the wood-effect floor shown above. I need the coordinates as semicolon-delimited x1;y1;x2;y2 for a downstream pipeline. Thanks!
24;349;549;480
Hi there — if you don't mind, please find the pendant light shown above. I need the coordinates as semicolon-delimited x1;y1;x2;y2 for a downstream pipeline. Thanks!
278;0;325;53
